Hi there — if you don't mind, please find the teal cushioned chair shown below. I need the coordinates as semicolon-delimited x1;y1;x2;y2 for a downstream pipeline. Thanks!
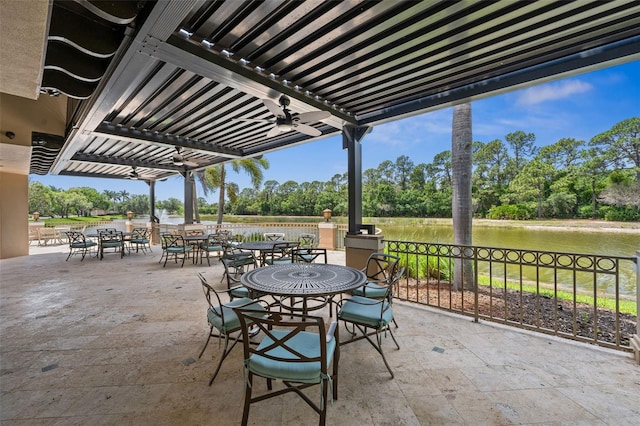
159;233;193;267
129;227;151;253
350;252;400;297
199;233;225;266
65;231;97;261
197;273;265;386
263;241;299;265
337;269;404;379
233;306;339;426
98;230;125;260
221;254;257;300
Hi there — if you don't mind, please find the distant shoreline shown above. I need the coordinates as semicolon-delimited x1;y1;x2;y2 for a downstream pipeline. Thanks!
365;217;640;234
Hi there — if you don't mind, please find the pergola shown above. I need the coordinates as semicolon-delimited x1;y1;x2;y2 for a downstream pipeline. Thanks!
1;0;639;252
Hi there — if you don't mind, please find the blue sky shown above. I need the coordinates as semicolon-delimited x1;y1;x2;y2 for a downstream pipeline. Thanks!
31;60;639;202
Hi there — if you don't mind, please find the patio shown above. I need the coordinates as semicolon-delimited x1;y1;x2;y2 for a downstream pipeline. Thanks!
1;245;639;425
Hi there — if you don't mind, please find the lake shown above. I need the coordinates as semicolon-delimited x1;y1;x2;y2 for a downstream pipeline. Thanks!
376;219;638;298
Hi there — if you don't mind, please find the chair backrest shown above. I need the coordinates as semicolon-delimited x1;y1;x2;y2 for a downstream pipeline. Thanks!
216;229;231;241
363;253;400;285
387;266;405;300
66;231;85;245
186;229;205;236
197;273;227;320
264;232;285;241
265;241;299;263
204;233;224;246
234;307;334;377
97;228;117;234
291;247;327;264
220;254;255;289
99;230;123;243
132;227;150;239
297;233;316;248
161;233;184;248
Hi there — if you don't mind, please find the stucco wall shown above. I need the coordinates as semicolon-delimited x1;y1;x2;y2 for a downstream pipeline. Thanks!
0;93;67;258
0;172;29;258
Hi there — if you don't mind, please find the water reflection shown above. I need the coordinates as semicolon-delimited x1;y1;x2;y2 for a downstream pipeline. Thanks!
383;223;638;297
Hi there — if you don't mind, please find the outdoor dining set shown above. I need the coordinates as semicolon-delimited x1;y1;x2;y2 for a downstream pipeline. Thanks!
195;233;404;426
59;225;404;425
63;227;152;261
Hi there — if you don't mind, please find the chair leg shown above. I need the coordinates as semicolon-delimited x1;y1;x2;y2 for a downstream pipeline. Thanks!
199;326;213;359
320;377;328;425
372;327;399;379
241;372;253;426
208;334;240;386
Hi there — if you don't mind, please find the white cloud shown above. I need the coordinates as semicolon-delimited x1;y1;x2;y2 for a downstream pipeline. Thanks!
367;109;452;147
516;80;593;106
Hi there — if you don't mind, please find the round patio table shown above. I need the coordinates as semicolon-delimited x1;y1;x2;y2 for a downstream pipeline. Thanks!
241;263;366;315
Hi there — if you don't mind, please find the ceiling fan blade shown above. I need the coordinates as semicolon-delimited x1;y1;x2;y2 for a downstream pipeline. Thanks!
266;126;282;138
294;123;322;137
262;99;283;117
182;160;199;167
297;110;330;122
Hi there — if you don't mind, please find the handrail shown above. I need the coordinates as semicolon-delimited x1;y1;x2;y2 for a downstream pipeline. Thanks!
385;239;637;352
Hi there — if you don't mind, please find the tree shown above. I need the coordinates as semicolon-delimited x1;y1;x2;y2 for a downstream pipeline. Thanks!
473;139;511;214
203;157;269;224
394;155;414;190
156;198;183;215
432;150;452;190
103;190;119;213
451;102;474;291
28;181;54;216
590;117;640;189
73;187;110;215
52;190;92;218
505;130;537;171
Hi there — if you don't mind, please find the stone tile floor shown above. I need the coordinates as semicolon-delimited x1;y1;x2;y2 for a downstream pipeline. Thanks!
1;243;639;425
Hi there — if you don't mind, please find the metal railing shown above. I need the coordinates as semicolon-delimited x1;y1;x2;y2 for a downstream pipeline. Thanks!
154;222;319;243
385;240;637;352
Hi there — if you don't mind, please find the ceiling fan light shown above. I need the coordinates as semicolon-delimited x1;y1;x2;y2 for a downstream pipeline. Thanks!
278;123;292;131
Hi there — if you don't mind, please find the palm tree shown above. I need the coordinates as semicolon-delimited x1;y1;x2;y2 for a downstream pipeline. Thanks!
103;190;118;213
200;158;269;224
451;102;474;291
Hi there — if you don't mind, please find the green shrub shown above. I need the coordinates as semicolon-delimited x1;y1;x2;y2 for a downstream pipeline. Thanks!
486;204;533;220
604;206;640;222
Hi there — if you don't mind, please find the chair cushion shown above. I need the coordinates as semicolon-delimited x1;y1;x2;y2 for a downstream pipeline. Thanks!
207;298;264;333
229;286;250;299
71;242;97;248
130;238;149;244
247;330;335;383
351;283;387;298
338;296;393;328
200;244;224;251
101;242;123;248
265;257;292;265
167;246;192;253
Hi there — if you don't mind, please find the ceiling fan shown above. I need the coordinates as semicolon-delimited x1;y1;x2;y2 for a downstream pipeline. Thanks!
126;166;143;180
171;147;199;167
236;95;330;137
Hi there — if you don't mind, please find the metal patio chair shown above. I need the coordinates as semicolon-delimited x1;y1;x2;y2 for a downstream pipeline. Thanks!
233;306;339;426
197;273;265;386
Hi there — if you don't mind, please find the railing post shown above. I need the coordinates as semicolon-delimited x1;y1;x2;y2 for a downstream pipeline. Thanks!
318;222;337;250
631;250;640;364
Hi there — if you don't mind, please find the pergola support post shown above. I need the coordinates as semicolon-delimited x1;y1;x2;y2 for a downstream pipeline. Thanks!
184;171;194;225
343;124;371;235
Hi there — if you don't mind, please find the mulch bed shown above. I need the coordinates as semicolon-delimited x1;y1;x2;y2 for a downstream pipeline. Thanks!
396;279;637;347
